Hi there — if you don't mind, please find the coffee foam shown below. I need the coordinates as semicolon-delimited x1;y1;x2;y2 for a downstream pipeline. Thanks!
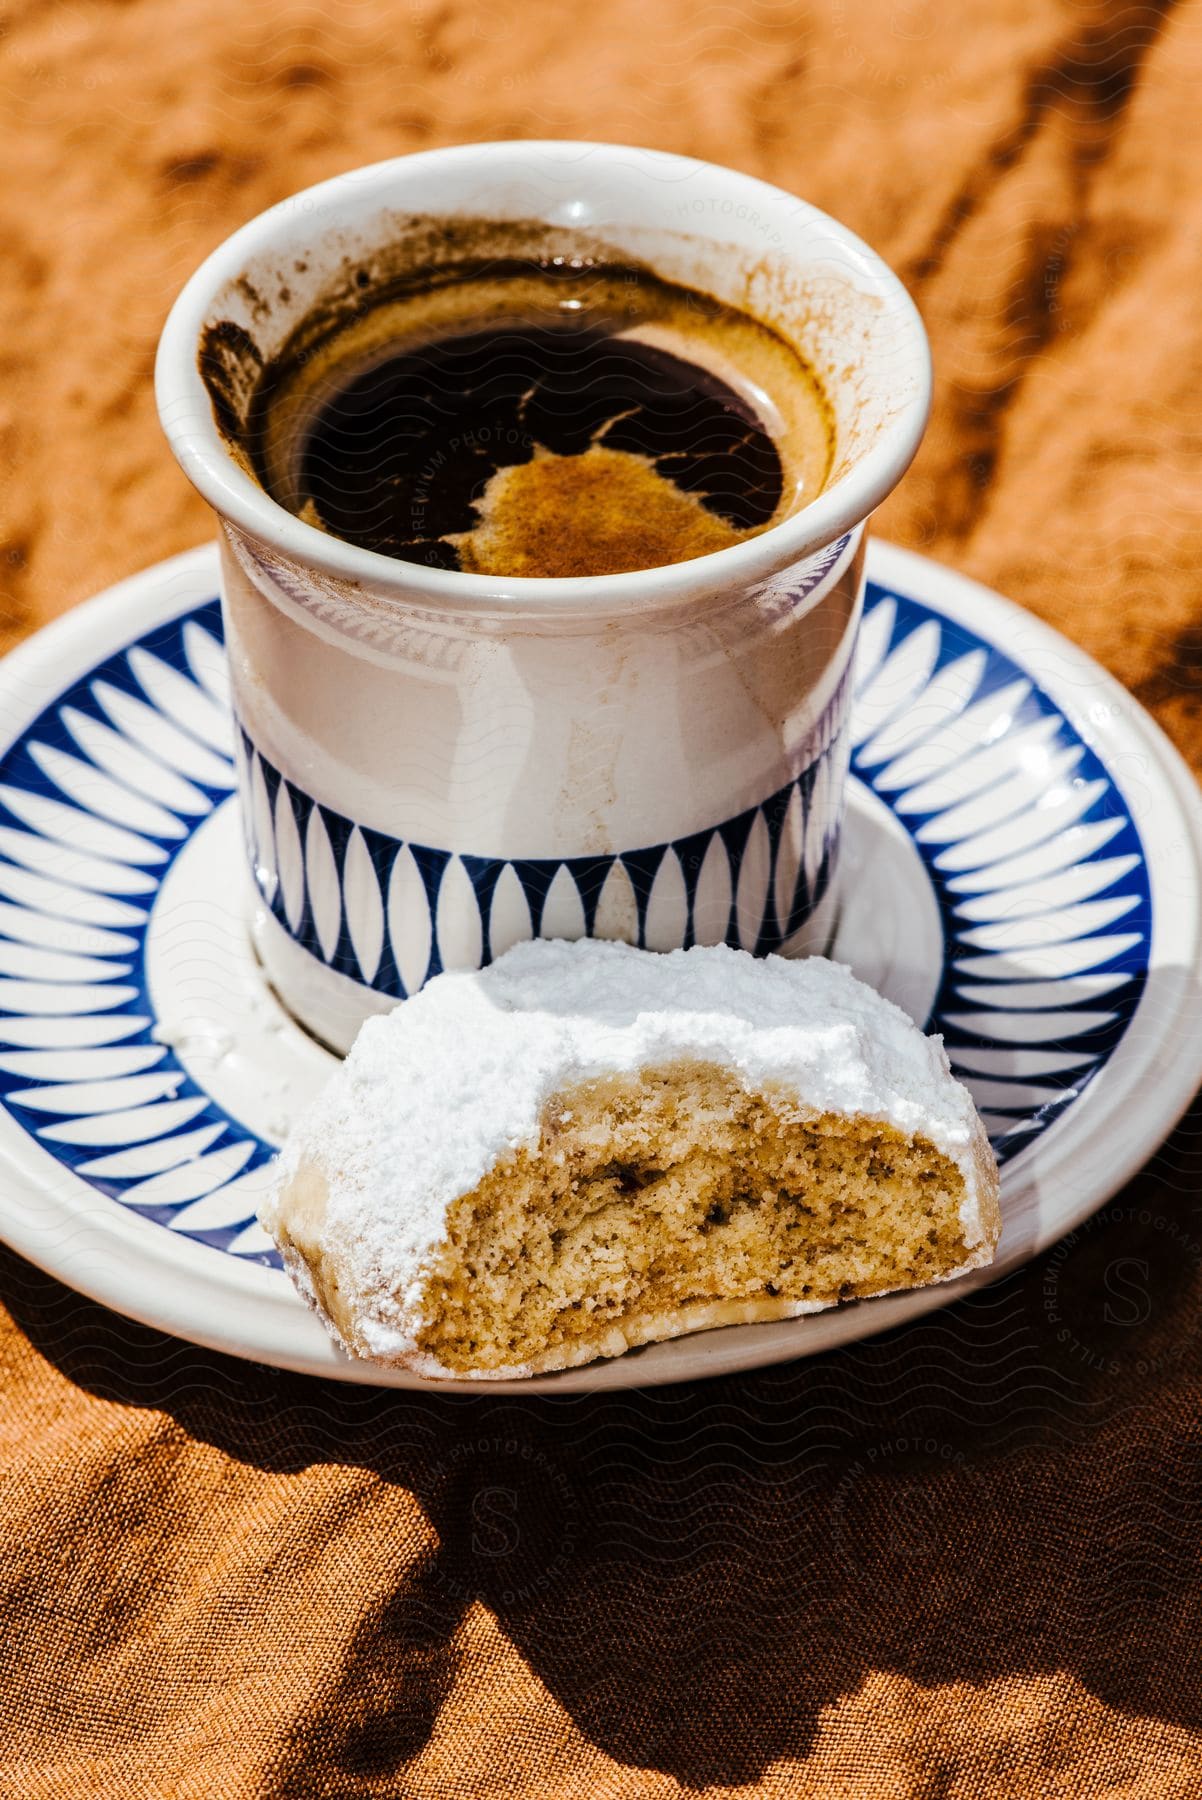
452;443;750;578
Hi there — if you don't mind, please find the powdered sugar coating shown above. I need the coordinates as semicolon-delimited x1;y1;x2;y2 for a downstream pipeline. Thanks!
260;940;999;1367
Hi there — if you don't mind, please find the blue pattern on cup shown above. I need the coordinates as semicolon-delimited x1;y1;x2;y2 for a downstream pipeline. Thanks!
235;669;852;1000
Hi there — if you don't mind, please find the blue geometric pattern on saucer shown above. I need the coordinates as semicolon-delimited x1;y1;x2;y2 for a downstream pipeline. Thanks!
0;581;1152;1266
850;590;1149;1166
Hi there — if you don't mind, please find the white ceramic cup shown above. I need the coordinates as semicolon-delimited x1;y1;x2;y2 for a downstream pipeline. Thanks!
157;141;930;1053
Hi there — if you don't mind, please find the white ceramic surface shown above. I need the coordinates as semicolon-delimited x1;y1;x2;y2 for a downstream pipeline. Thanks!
156;142;931;1048
0;539;1198;1391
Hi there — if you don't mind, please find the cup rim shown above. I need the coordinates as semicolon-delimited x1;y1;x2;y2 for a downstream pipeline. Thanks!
156;140;931;614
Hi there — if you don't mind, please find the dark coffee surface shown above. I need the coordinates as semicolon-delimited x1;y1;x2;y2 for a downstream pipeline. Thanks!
248;260;832;578
292;320;783;572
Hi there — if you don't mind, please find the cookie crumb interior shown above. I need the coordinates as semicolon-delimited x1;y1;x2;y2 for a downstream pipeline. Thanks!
411;1062;969;1374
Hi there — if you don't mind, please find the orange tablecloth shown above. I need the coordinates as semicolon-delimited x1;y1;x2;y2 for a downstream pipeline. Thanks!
3;2;1202;1792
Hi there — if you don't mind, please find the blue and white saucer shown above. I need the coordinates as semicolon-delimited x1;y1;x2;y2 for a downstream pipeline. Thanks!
1;541;1200;1390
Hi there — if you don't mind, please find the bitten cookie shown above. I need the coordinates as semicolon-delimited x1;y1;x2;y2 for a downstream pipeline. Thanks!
261;940;1001;1379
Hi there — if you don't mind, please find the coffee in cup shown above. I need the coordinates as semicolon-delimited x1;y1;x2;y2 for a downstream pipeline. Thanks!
231;252;833;580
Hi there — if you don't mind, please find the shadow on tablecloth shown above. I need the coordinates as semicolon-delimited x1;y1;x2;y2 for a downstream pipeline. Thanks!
2;1095;1201;1791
